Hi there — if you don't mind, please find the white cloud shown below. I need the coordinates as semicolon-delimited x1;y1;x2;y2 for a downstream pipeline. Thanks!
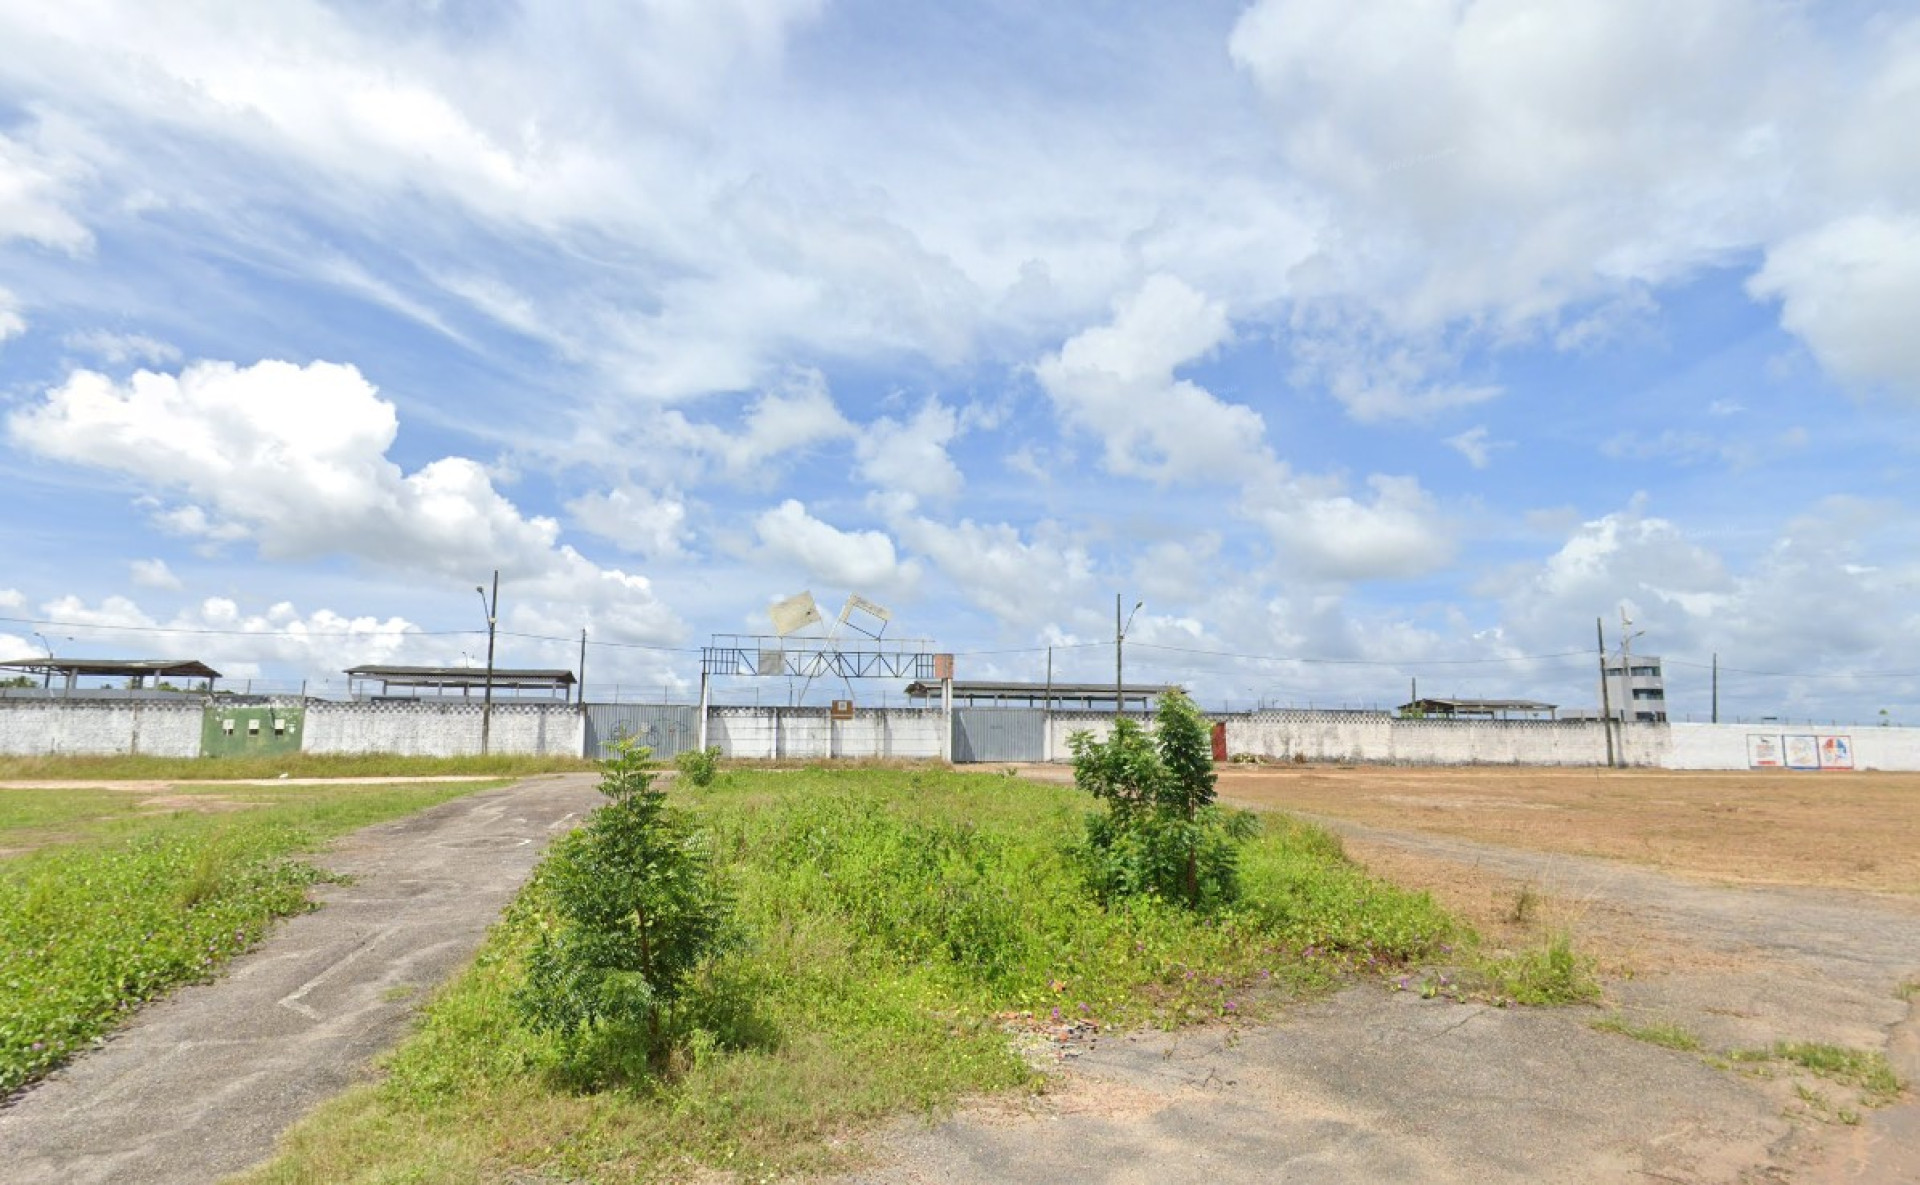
892;515;1096;625
0;287;22;344
635;370;856;484
1035;275;1273;483
0;128;92;253
1445;426;1506;469
1489;499;1920;716
753;499;918;591
1229;0;1787;329
129;558;182;591
1253;474;1454;582
1749;214;1920;401
566;486;689;560
1287;306;1501;423
7;358;685;642
63;330;183;367
854;398;964;504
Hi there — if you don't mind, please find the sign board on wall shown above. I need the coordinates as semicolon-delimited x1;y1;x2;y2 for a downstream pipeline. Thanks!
1784;735;1820;770
1748;732;1855;770
1819;735;1854;770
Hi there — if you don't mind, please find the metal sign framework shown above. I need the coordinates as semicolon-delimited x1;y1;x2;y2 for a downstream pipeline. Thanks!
700;634;942;681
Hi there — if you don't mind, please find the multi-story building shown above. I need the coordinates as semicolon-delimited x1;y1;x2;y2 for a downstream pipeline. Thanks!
1602;654;1668;723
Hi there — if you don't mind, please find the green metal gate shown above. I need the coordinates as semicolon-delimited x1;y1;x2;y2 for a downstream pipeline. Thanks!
201;704;304;758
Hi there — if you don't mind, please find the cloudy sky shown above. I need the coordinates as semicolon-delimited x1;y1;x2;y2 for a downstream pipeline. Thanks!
2;0;1916;721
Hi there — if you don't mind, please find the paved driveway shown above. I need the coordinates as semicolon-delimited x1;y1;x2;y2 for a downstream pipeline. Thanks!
0;773;602;1185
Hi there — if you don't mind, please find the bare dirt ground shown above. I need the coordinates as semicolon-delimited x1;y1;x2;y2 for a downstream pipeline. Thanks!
838;764;1920;1184
1209;764;1920;898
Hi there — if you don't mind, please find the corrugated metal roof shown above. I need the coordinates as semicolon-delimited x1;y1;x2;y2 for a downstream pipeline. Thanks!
0;658;222;679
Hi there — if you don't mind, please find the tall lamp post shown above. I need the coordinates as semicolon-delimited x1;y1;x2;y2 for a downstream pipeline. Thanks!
477;571;499;756
1115;594;1143;720
32;631;53;690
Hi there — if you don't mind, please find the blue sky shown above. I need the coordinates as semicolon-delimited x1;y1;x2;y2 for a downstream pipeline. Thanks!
2;0;1917;722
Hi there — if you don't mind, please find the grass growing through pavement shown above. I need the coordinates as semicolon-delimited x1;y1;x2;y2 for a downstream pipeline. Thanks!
1592;1016;1703;1052
0;752;593;782
1768;1042;1903;1102
0;780;499;1092
1475;931;1600;1005
244;767;1462;1183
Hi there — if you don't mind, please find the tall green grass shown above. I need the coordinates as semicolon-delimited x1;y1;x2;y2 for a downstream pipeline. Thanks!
243;768;1459;1182
0;781;499;1092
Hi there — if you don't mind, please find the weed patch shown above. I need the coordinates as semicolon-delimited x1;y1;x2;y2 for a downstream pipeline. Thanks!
1592;1016;1702;1051
1769;1042;1902;1102
243;767;1463;1182
0;780;495;1092
1473;932;1600;1005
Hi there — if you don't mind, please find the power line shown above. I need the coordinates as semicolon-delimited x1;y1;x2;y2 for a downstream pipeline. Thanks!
1128;641;1594;667
1661;657;1920;680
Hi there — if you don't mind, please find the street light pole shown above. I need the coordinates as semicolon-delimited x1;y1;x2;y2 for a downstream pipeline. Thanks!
477;571;499;756
32;632;52;689
1115;594;1143;720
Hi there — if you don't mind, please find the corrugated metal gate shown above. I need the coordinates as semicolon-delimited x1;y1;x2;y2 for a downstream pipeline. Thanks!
951;708;1047;763
584;704;700;761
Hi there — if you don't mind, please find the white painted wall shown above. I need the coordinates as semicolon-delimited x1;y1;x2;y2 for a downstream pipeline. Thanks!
0;700;203;757
707;707;945;760
3;697;1913;770
1666;722;1920;772
303;702;583;757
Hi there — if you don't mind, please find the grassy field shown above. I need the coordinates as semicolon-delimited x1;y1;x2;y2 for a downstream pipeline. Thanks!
0;779;501;1092
238;766;1563;1183
0;752;594;782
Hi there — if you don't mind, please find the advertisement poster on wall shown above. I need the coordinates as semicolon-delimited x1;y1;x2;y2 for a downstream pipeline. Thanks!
1784;735;1820;770
1818;735;1854;770
1747;734;1784;768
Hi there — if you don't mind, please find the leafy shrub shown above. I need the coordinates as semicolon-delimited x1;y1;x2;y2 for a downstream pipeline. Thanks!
1068;690;1254;910
674;745;724;789
513;743;733;1073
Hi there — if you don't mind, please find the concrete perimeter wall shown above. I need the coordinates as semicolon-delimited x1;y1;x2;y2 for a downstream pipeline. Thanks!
708;707;945;761
4;698;1917;770
0;699;204;757
1666;722;1920;771
303;702;583;757
1051;710;1670;767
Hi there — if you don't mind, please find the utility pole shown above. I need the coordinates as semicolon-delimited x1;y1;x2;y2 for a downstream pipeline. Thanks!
1115;594;1142;721
1711;652;1718;724
1045;645;1054;763
477;570;499;756
1596;617;1616;768
578;628;588;711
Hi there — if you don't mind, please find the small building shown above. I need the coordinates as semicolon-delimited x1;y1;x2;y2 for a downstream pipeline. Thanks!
1396;697;1558;721
343;665;578;703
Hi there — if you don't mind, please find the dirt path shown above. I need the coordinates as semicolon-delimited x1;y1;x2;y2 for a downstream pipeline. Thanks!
0;773;602;1185
836;772;1920;1184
